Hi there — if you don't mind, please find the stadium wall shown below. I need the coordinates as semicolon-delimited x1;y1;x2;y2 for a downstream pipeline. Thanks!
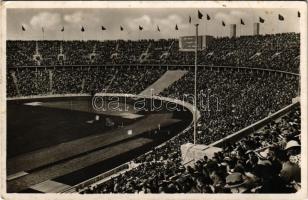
6;64;300;77
7;93;200;119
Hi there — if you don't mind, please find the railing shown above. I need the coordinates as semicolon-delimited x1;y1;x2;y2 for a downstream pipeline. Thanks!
7;64;300;76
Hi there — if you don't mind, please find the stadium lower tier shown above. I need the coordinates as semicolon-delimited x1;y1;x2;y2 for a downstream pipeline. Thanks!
85;107;300;193
7;96;193;193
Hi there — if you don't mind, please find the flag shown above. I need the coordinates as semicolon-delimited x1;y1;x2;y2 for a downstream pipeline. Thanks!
139;25;143;31
278;14;284;21
240;19;245;25
175;24;179;30
157;25;160;32
189;16;192;24
198;10;203;19
222;21;225;26
101;26;106;30
120;26;124;31
61;27;64;32
259;17;265;23
21;25;26;31
81;26;85;32
42;27;44;32
207;14;211;20
298;11;301;18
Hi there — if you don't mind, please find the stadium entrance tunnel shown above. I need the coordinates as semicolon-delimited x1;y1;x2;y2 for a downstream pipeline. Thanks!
7;93;195;193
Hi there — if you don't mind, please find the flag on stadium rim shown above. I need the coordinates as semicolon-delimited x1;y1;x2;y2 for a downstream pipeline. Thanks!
139;25;143;31
198;10;203;19
120;26;124;31
189;16;192;24
81;26;85;32
157;25;160;32
206;14;211;20
278;14;284;21
175;24;179;30
259;17;265;23
101;26;106;30
21;25;26;31
240;19;245;25
61;27;64;32
222;21;226;26
298;11;301;18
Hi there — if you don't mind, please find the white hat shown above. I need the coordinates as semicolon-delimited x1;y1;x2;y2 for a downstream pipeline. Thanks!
285;140;301;150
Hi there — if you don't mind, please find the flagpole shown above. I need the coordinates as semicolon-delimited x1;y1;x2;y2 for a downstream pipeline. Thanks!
22;27;24;40
277;16;279;50
277;20;279;50
259;20;262;35
194;23;199;145
240;22;242;37
204;19;206;36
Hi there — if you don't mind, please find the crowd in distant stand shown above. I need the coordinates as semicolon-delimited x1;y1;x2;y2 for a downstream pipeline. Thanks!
7;33;299;73
161;69;298;144
7;67;166;97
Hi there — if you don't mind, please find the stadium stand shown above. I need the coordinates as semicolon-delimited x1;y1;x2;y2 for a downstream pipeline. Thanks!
6;32;300;193
81;108;301;193
7;33;299;73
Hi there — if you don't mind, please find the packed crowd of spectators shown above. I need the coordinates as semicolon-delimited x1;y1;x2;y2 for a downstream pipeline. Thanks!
7;33;300;73
80;68;299;194
7;32;300;193
7;65;300;193
161;69;299;144
82;107;301;193
7;66;166;97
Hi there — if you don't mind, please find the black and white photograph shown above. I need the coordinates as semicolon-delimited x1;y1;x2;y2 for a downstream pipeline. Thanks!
0;1;307;199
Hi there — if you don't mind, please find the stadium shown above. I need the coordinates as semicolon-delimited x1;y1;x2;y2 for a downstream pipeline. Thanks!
6;8;302;194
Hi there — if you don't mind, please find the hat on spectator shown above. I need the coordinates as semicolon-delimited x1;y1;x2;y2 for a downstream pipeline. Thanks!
257;159;272;166
258;148;270;159
223;157;232;162
225;172;248;188
285;140;300;150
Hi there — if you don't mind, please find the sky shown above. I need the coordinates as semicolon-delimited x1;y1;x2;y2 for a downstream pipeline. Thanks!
7;8;301;41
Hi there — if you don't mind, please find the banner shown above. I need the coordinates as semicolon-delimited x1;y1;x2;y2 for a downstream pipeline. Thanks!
179;35;213;51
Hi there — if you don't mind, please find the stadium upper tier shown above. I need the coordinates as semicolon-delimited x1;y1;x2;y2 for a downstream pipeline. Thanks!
7;33;300;73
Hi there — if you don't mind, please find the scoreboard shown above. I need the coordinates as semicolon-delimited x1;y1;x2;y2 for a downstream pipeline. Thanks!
179;35;213;51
